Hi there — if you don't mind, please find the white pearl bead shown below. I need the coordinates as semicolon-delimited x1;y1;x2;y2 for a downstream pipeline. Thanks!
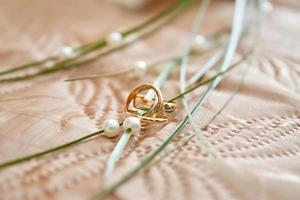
44;60;55;68
192;35;208;52
102;119;120;137
123;117;141;133
133;60;148;76
107;32;123;44
262;1;273;13
60;46;76;58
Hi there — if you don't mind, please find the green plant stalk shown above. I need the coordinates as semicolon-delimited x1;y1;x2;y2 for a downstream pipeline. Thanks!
0;130;104;169
104;129;132;180
200;0;262;128
64;68;132;82
151;134;195;167
179;0;212;157
167;50;251;102
203;59;250;129
0;0;194;79
0;57;56;76
64;56;183;82
64;55;181;82
187;48;224;85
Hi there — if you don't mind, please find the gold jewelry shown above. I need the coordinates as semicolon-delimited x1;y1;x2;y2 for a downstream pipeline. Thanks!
125;83;176;128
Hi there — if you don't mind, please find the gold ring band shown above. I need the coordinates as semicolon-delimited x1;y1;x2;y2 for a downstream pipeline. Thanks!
125;83;176;128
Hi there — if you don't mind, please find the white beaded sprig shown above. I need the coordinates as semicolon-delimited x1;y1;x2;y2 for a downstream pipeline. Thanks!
107;32;124;44
102;117;142;138
192;34;209;52
132;60;148;76
44;60;55;69
59;46;76;58
104;117;141;180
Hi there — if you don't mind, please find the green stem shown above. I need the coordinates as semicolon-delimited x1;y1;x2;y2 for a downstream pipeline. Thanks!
202;58;250;129
64;55;179;82
151;134;195;167
187;48;224;85
104;129;132;180
0;130;104;169
179;0;212;157
0;0;194;79
122;0;196;36
0;34;144;82
167;50;252;102
64;68;132;82
0;57;56;76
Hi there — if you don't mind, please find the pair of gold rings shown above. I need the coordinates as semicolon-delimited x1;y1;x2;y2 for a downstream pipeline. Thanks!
125;84;176;128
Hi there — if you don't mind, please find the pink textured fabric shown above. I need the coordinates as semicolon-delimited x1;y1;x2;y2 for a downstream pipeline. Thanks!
0;0;299;199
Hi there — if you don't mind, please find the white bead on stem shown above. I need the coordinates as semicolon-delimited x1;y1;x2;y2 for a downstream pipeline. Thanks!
104;117;140;180
123;117;141;133
192;34;209;52
44;60;55;68
102;119;120;138
60;46;76;58
133;60;148;76
107;32;123;44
